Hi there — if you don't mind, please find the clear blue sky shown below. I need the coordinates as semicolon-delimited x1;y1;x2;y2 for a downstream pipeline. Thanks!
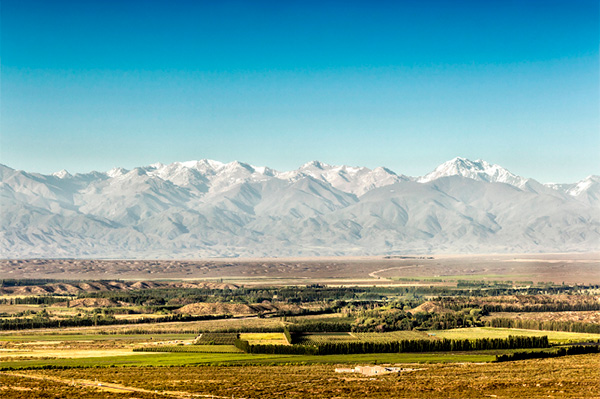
1;0;598;183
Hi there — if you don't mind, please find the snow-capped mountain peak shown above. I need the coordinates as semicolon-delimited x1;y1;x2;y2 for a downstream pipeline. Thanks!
545;175;600;205
106;167;129;178
52;169;72;179
418;157;530;188
567;175;599;197
299;160;330;170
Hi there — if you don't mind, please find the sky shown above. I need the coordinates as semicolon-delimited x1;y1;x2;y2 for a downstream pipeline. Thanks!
1;0;598;183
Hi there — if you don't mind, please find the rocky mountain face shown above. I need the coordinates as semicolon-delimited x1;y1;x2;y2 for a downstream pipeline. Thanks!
1;157;597;258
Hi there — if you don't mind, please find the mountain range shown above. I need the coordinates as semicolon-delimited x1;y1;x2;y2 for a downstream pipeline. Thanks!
1;157;598;258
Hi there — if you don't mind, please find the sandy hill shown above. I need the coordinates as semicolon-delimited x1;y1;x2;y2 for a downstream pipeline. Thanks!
176;301;280;316
410;301;451;314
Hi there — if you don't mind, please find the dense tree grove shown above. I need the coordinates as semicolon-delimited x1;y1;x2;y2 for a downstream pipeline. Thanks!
235;335;549;355
351;307;485;332
0;279;74;287
438;295;600;312
5;279;597;306
0;313;230;330
485;318;600;334
495;345;600;362
287;321;352;333
0;296;70;305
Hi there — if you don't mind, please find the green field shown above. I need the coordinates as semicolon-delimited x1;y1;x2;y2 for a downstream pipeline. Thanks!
431;327;600;344
0;350;504;370
194;332;237;345
298;330;432;344
354;330;433;341
298;332;358;344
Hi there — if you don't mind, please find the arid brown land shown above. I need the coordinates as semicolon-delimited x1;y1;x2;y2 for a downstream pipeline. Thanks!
2;253;598;284
2;354;597;399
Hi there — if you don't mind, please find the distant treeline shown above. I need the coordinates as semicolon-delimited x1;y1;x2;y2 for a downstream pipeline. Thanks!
234;335;549;355
271;307;340;318
77;285;600;303
6;282;595;308
495;345;600;362
483;303;599;312
0;279;81;287
352;307;485;332
0;314;231;330
484;318;600;334
438;297;600;313
0;296;71;305
287;321;352;333
455;280;530;288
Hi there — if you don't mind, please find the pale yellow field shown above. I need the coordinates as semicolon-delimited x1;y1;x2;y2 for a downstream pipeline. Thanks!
0;348;147;359
239;332;289;345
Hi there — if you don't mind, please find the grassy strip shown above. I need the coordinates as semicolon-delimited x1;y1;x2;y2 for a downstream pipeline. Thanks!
0;350;511;370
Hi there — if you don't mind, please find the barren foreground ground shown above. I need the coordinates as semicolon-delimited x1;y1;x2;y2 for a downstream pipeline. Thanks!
1;354;598;399
2;253;599;284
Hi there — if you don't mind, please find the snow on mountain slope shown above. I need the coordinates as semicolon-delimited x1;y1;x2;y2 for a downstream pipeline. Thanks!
419;157;529;186
545;175;600;206
0;159;597;258
277;161;409;196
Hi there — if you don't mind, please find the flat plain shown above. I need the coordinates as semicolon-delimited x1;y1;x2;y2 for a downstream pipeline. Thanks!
1;254;599;398
2;253;599;284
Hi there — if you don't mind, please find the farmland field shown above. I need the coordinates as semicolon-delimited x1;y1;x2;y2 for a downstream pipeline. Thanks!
134;344;243;353
1;255;599;398
2;348;540;370
239;332;289;345
298;330;433;344
194;332;237;345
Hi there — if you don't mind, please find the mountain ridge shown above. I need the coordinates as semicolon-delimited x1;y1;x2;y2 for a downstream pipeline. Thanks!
1;158;597;258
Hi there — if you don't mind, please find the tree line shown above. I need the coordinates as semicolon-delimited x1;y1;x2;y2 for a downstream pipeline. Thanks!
0;313;232;330
485;318;600;334
287;321;352;333
0;296;71;305
495;345;600;362
481;303;600;312
235;335;549;355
